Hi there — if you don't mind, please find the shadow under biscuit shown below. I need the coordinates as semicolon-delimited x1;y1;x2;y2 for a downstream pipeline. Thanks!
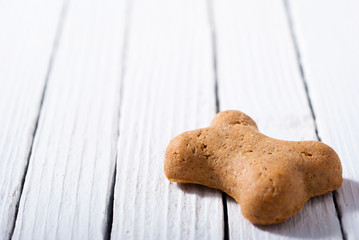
336;178;359;213
176;182;221;199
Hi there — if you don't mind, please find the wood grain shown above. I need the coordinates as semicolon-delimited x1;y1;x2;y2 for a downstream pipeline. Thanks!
1;0;355;239
11;0;127;238
211;0;342;239
110;0;224;239
289;0;359;238
0;1;65;239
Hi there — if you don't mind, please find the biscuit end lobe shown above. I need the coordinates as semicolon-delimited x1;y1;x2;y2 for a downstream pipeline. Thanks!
301;141;343;196
239;165;307;225
210;110;258;130
164;133;195;183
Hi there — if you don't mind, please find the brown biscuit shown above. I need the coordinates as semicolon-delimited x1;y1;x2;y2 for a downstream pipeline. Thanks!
164;110;342;225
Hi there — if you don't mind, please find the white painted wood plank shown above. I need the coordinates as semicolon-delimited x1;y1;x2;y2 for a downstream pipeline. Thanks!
0;1;65;239
111;0;224;239
212;0;342;239
289;0;359;238
11;0;127;239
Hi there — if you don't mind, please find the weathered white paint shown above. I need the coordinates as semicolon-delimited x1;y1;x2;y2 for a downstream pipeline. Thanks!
110;0;224;239
1;0;356;239
289;0;359;239
212;0;342;239
0;1;65;239
11;0;127;239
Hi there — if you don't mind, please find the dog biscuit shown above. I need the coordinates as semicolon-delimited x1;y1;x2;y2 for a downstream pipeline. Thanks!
164;110;342;224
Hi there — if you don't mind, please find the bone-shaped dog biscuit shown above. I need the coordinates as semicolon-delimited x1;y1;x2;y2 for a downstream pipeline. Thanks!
164;110;342;224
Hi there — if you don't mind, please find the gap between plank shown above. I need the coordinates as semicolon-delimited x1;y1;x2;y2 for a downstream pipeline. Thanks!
283;1;346;239
207;0;229;239
105;0;133;239
105;167;116;240
221;193;229;240
9;0;70;238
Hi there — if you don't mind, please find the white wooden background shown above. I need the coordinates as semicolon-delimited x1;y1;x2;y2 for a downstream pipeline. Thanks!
0;0;358;239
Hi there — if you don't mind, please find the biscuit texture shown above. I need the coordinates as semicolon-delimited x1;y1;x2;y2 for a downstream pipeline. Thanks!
164;110;342;225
